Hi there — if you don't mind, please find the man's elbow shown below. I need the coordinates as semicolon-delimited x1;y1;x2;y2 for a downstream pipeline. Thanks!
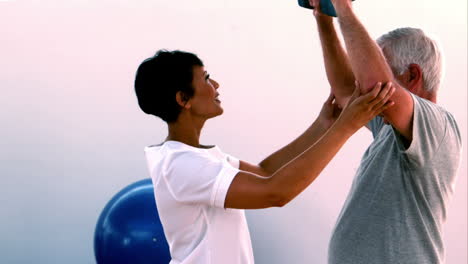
358;76;393;94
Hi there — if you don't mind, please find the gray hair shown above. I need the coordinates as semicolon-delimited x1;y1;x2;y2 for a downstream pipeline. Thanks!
377;27;443;93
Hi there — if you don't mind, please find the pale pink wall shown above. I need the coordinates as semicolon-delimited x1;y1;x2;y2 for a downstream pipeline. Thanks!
1;0;465;263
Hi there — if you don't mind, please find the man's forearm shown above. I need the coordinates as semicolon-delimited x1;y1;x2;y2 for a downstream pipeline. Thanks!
259;119;328;174
316;16;355;107
335;6;394;92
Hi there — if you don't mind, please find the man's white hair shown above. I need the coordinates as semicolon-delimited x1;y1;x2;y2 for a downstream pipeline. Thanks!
377;27;444;93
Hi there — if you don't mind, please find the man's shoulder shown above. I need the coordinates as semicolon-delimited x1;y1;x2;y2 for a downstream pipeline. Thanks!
412;93;452;119
412;94;460;136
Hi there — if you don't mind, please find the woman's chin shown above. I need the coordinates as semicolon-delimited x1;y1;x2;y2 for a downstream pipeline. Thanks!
206;108;223;119
215;108;224;117
215;105;224;115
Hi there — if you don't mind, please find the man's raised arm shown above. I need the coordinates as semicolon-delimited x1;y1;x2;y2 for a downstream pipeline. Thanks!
332;0;414;141
311;0;355;108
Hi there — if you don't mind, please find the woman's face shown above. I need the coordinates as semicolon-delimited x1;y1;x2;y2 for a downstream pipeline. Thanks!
187;65;223;119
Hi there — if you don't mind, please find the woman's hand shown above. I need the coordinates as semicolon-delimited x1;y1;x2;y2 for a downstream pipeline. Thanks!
317;92;342;130
335;81;395;133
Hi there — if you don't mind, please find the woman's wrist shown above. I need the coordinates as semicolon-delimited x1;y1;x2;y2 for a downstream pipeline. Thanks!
332;117;357;138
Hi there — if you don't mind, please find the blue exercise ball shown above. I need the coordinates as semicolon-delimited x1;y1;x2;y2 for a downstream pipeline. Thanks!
94;178;171;264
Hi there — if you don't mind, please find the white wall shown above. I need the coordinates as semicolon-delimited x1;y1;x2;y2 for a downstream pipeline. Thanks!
1;0;466;263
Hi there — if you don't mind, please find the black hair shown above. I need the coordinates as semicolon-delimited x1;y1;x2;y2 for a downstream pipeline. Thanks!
134;50;204;123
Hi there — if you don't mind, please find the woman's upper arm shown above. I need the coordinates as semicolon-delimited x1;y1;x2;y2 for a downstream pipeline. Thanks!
224;170;283;210
238;160;270;177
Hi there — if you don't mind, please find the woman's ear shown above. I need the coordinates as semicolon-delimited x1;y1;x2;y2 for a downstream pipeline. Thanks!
176;91;191;109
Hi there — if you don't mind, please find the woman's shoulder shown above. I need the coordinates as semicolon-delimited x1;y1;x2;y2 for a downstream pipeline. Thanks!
148;141;217;161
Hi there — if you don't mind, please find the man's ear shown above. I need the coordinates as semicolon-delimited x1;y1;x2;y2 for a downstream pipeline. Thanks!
407;63;423;91
176;91;191;109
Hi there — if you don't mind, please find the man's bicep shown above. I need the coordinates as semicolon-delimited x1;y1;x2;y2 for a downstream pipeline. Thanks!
381;87;415;141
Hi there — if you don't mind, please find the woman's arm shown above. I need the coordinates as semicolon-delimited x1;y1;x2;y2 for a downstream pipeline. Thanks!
225;82;395;209
246;93;342;177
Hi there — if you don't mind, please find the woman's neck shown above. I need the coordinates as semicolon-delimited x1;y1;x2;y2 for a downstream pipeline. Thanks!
166;115;205;148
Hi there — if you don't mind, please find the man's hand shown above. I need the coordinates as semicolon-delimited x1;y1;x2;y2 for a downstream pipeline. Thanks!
309;0;330;19
329;0;353;16
317;92;343;130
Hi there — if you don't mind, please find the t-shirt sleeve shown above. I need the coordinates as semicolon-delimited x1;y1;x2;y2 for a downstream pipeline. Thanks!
368;116;385;138
225;154;240;169
398;94;452;167
164;151;240;208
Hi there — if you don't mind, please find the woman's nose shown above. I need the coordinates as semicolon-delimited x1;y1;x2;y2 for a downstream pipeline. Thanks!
212;79;220;89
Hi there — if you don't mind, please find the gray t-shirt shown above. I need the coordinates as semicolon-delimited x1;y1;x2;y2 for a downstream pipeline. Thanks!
328;94;462;264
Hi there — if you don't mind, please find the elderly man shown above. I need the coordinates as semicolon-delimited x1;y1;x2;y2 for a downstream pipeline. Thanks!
309;0;463;263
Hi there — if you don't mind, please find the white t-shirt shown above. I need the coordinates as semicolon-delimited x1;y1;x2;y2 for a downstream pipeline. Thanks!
144;141;255;264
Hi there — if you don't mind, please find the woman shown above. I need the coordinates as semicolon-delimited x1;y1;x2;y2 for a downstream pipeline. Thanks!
134;50;394;264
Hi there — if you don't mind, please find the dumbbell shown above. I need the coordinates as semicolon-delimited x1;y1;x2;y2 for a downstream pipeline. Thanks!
298;0;355;17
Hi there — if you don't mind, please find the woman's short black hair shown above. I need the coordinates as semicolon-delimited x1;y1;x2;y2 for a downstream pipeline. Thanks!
134;50;204;123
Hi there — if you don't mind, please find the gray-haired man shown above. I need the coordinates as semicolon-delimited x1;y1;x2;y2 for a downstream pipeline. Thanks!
309;0;463;263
